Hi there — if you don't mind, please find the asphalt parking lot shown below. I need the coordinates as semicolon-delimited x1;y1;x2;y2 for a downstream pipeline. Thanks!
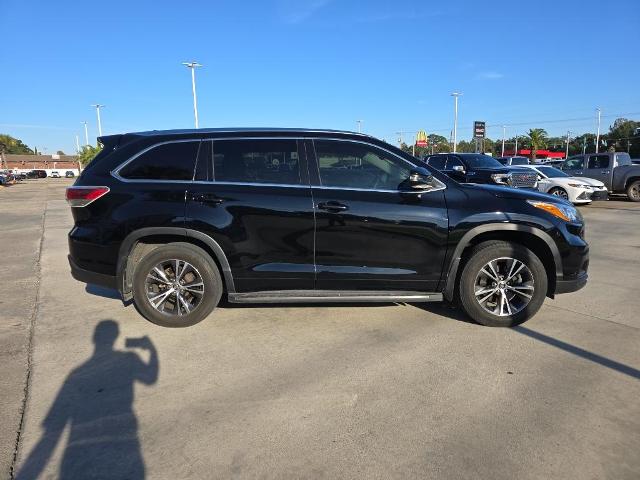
2;179;639;479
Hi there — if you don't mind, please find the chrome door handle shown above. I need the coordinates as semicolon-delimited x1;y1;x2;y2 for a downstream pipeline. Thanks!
317;201;348;212
601;170;610;174
189;192;224;205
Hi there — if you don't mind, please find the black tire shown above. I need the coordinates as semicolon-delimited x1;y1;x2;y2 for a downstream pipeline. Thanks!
132;242;222;327
626;180;640;202
458;241;548;327
548;187;569;201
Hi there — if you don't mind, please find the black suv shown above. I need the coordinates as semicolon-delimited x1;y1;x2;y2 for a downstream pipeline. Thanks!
423;153;538;189
67;129;588;328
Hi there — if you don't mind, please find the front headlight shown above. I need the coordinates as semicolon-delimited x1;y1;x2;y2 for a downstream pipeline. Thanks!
491;173;510;185
527;200;581;222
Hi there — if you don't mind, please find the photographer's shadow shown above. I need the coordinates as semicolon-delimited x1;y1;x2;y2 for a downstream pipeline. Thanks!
17;320;158;480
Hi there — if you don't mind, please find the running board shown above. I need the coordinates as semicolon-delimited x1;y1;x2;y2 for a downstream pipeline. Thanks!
228;290;443;304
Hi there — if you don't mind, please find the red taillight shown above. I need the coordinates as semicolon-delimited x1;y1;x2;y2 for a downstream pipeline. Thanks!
66;186;110;207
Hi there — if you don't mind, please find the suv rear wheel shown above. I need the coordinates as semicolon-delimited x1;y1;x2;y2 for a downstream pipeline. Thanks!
132;243;222;327
458;241;547;327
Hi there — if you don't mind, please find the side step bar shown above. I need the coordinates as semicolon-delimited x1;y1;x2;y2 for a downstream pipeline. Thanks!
228;290;443;304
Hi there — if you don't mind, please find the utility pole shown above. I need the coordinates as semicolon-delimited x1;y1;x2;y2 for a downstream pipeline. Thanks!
81;121;89;146
182;61;202;128
451;92;462;153
356;120;363;133
91;104;105;137
565;130;571;158
501;125;507;156
595;107;602;153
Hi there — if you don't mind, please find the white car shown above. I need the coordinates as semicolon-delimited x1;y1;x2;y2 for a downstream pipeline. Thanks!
51;171;61;178
521;165;608;205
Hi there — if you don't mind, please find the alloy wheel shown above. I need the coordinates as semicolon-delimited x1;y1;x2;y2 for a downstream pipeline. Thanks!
145;259;205;316
551;188;569;200
474;257;535;317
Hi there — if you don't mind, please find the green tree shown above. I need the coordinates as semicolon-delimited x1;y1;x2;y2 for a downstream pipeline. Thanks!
525;128;548;161
78;145;102;166
56;150;66;155
0;134;34;154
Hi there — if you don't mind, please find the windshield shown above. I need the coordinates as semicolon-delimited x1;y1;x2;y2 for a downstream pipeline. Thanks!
537;166;568;178
510;157;529;165
460;154;504;169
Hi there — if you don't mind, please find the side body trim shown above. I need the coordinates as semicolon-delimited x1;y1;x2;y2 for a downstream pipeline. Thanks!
228;290;443;304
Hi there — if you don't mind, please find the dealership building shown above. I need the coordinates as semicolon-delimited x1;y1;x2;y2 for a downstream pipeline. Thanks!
1;154;82;176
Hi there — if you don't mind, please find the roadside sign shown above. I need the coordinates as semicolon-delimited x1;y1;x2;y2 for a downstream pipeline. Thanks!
416;130;428;147
473;121;486;139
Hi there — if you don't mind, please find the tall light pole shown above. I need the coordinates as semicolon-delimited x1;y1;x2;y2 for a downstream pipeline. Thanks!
501;125;507;156
514;133;518;155
451;92;462;153
182;61;202;128
75;135;80;153
81;121;89;146
356;120;363;133
595;107;602;153
91;104;105;137
565;130;572;158
395;131;404;147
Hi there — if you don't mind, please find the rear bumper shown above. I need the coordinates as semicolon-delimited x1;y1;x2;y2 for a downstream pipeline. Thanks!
68;255;117;289
555;271;588;294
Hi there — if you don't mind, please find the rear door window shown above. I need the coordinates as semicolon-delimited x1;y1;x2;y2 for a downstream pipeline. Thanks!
212;139;301;185
587;155;610;169
119;141;200;180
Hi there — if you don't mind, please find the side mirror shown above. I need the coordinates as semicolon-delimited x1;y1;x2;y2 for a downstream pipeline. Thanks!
452;165;465;173
400;170;436;192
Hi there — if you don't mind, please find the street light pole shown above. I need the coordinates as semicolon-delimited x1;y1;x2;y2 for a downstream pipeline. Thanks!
182;61;202;128
501;125;507;156
75;135;80;153
81;121;89;146
565;130;571;158
451;92;462;153
91;104;105;137
356;120;363;133
595;107;602;153
514;133;518;155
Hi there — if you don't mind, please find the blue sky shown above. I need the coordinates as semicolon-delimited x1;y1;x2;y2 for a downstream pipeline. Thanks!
1;0;639;153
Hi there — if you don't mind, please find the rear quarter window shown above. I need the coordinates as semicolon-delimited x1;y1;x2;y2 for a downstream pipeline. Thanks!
119;141;200;180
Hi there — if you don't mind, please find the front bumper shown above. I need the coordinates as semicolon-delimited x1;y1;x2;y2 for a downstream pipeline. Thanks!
555;271;588;294
589;189;609;201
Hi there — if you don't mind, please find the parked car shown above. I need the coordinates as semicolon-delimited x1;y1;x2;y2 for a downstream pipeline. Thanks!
422;153;538;189
66;128;589;328
27;170;47;179
0;171;16;185
13;173;27;181
51;171;61;178
65;171;75;178
496;156;530;166
561;152;640;201
520;165;608;204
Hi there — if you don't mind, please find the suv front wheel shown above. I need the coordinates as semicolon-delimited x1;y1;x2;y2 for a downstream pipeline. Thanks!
458;241;548;327
132;243;222;327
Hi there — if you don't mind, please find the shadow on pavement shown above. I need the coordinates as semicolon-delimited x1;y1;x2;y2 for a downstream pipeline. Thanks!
16;320;159;480
418;303;640;380
85;284;121;300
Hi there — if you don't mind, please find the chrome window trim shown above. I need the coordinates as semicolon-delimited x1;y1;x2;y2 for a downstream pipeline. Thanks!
110;135;446;194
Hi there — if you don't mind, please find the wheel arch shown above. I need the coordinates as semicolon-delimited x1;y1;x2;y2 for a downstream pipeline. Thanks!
116;227;235;300
443;224;562;302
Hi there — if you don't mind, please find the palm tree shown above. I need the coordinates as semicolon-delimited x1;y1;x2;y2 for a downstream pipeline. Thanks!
526;128;548;162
